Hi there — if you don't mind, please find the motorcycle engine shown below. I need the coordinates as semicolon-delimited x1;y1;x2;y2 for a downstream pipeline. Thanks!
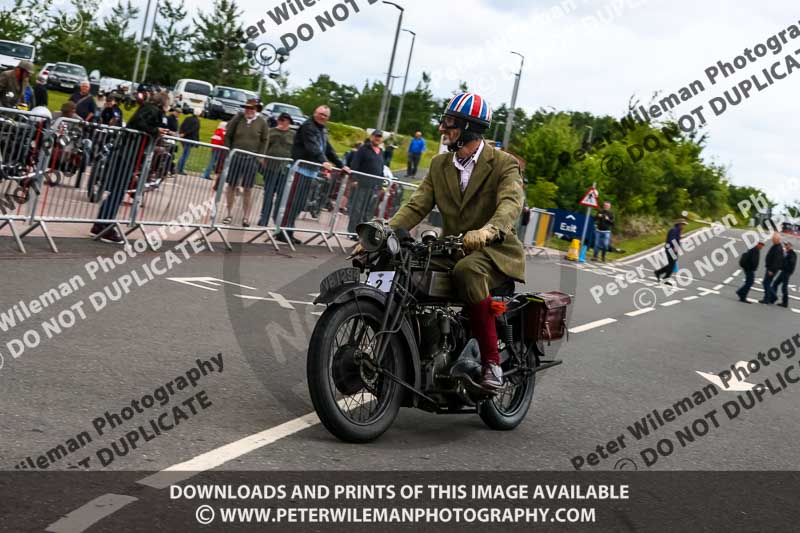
417;309;464;375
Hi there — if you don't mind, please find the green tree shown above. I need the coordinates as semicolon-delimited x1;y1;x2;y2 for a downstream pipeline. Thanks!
189;0;250;87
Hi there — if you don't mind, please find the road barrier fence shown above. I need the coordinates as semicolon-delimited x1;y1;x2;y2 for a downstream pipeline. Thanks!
0;108;536;255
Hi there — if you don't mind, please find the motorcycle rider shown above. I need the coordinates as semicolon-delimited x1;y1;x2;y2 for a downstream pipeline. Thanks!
0;60;34;108
385;92;525;391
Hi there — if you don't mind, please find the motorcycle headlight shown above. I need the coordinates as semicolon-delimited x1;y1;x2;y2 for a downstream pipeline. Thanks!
386;233;400;256
356;221;386;252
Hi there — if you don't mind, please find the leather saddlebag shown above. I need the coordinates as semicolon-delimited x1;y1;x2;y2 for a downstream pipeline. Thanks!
527;291;571;344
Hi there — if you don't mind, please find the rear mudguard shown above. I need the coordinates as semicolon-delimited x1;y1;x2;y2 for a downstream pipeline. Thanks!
314;284;421;407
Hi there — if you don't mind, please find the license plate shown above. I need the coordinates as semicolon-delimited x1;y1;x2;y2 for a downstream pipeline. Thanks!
62;83;74;88
319;267;360;298
366;271;395;293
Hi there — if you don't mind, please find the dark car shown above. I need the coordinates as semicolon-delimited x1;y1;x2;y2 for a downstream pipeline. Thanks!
262;102;306;128
46;62;88;92
203;86;257;120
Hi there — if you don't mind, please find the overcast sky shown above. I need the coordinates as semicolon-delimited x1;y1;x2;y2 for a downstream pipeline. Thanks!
95;0;800;204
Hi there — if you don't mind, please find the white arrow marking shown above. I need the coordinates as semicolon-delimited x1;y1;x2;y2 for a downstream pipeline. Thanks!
696;361;755;391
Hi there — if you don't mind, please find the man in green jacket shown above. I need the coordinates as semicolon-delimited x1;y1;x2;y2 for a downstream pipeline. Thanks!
222;98;269;227
388;92;525;391
259;112;296;226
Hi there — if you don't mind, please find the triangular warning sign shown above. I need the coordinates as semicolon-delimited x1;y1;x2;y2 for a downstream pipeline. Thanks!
579;186;599;208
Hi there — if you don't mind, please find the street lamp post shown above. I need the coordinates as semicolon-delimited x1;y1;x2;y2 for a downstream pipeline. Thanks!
392;28;415;134
132;0;153;84
502;51;524;149
140;0;160;84
377;1;404;131
492;121;505;141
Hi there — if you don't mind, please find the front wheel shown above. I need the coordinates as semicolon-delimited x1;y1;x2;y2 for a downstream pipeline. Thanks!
478;348;537;430
307;299;406;443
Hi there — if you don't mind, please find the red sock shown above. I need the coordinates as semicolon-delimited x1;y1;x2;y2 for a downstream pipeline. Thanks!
468;297;500;366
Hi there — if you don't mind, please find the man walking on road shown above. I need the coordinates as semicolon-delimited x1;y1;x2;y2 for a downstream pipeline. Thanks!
771;241;796;308
736;241;764;303
761;233;784;305
347;130;385;236
407;131;426;178
655;218;687;283
592;201;614;262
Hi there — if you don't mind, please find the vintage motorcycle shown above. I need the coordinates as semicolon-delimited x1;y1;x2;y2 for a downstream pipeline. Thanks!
307;221;571;443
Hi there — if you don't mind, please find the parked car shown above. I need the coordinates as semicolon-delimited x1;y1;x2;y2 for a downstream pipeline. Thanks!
171;79;213;115
204;86;257;120
0;40;36;70
98;76;134;95
38;62;55;82
46;62;88;92
263;102;306;128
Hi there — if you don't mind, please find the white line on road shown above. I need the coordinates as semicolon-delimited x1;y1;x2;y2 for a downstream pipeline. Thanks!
625;308;655;317
138;412;321;489
683;296;699;301
568;318;617;333
45;494;139;533
268;292;296;310
661;300;681;307
723;277;734;284
698;288;720;296
733;269;741;276
713;284;725;290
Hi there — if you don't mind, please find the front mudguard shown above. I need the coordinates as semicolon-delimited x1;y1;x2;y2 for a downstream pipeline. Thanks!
314;284;422;407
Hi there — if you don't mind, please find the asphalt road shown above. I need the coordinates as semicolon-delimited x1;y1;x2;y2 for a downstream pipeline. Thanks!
1;227;798;529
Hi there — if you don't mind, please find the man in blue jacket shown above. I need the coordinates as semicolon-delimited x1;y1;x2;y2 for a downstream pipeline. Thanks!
654;219;687;283
407;131;426;178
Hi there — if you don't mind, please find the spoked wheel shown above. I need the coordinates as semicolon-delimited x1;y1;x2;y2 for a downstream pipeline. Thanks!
307;299;405;443
478;347;537;430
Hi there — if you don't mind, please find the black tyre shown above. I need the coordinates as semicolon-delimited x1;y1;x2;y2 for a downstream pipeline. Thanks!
307;299;406;443
478;348;537;431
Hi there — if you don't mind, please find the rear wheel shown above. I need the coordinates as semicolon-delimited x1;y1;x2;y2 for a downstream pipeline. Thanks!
478;347;537;430
307;299;406;443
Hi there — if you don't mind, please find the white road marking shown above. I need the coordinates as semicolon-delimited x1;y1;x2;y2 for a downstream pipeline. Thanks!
568;318;617;333
268;291;295;310
45;494;139;533
748;298;759;303
723;277;734;284
661;300;681;307
698;287;720;296
683;296;699;301
713;284;725;290
696;361;756;391
235;294;319;307
311;311;324;316
138;412;321;489
733;269;741;276
625;308;655;317
167;277;257;292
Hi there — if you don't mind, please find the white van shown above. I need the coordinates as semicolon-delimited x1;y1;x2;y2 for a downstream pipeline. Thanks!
171;79;213;114
0;40;36;70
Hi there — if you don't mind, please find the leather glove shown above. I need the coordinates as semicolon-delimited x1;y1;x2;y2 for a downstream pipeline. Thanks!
347;242;366;259
464;224;499;252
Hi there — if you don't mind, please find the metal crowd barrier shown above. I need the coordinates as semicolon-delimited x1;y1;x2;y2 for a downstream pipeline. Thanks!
127;135;229;251
0;108;452;256
204;148;294;251
0;107;54;252
30;116;154;248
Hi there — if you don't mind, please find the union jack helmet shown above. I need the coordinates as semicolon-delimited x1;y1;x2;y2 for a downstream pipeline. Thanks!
443;92;492;131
